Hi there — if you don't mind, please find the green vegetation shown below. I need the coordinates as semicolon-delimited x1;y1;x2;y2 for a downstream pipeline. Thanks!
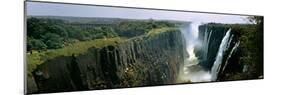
115;19;176;37
27;37;125;75
27;17;176;51
26;17;178;76
234;16;263;79
205;16;264;80
147;27;178;37
27;17;119;51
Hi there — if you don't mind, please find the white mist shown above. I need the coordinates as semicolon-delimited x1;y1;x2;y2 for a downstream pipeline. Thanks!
178;22;211;83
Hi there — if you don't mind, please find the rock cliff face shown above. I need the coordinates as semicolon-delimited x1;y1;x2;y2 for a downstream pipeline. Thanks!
197;24;240;80
197;24;233;70
28;30;186;94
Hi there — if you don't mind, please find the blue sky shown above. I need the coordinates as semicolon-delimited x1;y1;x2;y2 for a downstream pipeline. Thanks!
26;2;250;24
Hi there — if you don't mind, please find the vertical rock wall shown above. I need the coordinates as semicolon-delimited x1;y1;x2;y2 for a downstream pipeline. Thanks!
28;30;186;94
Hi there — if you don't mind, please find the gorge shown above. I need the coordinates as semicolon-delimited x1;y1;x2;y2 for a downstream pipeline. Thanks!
28;26;186;93
27;17;261;94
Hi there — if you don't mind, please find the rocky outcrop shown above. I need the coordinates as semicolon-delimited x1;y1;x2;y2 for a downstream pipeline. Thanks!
28;30;186;94
197;24;241;80
197;24;233;70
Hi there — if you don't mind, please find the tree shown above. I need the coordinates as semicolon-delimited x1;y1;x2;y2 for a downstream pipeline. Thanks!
27;38;47;51
27;18;46;39
248;16;264;77
47;25;68;39
248;16;264;25
42;33;64;49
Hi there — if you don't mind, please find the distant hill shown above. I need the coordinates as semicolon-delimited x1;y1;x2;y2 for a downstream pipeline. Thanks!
26;15;187;24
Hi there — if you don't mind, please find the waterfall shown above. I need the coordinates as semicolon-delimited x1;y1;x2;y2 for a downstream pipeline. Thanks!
202;29;213;61
178;23;239;83
210;29;233;81
205;30;212;59
202;29;208;60
221;41;240;74
177;22;211;83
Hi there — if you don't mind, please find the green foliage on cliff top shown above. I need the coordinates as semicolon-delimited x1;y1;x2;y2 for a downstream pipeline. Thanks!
26;16;180;76
27;26;178;75
147;27;179;37
124;27;179;43
27;37;125;75
27;17;177;52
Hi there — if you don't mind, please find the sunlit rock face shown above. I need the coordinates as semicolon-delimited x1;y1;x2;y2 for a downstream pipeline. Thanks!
29;30;186;94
